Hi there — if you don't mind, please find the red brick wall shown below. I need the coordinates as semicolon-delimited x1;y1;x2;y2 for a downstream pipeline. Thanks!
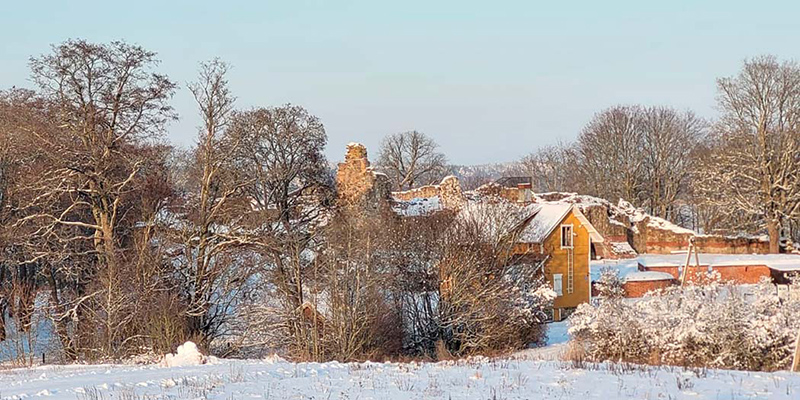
624;279;674;297
641;264;773;285
711;265;772;284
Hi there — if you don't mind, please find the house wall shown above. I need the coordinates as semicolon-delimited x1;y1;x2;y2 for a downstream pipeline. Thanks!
541;210;591;321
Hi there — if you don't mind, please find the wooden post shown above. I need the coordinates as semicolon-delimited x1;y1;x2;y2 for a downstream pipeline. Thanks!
681;237;695;286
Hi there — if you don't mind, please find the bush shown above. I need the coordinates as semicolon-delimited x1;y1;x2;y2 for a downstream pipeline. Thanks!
568;279;800;371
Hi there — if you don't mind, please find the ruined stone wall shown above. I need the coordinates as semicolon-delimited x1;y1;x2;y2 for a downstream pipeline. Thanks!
638;220;770;254
336;143;391;212
391;176;465;210
473;183;524;203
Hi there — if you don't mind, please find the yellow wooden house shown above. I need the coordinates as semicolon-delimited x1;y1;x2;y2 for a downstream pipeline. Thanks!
513;203;604;321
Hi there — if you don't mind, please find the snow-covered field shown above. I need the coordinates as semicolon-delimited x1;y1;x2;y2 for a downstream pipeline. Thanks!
3;323;799;400
4;354;800;400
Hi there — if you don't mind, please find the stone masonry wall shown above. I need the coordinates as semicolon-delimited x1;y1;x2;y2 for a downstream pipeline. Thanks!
392;176;465;210
336;143;391;212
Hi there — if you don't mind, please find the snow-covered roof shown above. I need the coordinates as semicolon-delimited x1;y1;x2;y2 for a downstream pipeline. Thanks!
638;254;800;271
624;271;675;282
609;241;637;255
518;203;573;243
517;203;604;244
590;259;640;281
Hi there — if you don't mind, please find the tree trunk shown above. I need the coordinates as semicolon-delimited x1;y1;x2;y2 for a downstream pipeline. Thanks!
768;217;781;254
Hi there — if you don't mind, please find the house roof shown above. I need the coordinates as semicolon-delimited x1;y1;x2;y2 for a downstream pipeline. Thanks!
518;203;605;244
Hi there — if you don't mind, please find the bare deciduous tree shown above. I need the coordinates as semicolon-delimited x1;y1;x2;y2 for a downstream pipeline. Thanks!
698;55;800;253
640;107;706;220
170;59;255;346
19;40;176;357
518;143;577;193
576;105;645;204
377;130;449;190
227;104;333;359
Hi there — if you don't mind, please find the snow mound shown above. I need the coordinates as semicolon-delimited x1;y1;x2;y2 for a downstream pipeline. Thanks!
160;341;206;367
264;353;287;364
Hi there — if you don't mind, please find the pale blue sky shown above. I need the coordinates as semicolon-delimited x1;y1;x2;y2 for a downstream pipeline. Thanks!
2;1;799;164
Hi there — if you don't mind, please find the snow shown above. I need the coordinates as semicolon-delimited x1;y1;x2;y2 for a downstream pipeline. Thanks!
4;354;800;399
609;241;636;255
638;253;800;271
518;203;573;243
592;253;800;283
160;342;206;367
545;321;570;345
624;271;674;282
391;196;443;217
590;258;640;281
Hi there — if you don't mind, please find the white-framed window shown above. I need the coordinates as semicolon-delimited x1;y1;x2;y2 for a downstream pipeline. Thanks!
553;273;563;297
560;224;573;248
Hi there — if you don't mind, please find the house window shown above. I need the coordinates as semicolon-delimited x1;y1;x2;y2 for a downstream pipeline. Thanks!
553;274;563;297
561;225;573;248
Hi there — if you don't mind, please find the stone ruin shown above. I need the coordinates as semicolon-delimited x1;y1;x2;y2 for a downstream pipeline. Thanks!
334;144;771;256
335;143;392;213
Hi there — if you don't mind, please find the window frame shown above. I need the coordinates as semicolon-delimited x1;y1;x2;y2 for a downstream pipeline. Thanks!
553;273;563;297
560;224;574;249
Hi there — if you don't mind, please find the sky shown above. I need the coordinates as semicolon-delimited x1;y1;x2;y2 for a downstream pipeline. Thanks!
2;1;800;165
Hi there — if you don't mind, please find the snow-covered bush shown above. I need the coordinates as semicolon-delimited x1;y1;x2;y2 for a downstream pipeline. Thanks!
433;201;555;356
569;279;800;371
594;267;625;299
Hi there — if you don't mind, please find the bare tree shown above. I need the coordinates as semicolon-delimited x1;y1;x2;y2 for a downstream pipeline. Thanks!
377;130;449;190
18;40;176;358
436;201;552;355
698;56;800;253
227;104;333;359
518;143;577;193
576;105;645;204
640;107;706;220
169;59;255;346
314;203;402;361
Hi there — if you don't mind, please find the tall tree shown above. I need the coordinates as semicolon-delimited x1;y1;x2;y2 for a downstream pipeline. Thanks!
171;59;253;345
576;106;645;204
640;107;705;220
21;40;176;357
377;130;448;190
518;143;577;193
699;55;800;253
227;104;332;359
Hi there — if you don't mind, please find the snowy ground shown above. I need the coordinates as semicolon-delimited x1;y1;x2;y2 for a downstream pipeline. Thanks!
4;322;800;400
3;354;800;399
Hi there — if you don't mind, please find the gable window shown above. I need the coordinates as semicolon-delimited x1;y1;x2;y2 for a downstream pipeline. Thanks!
561;224;573;248
553;274;563;297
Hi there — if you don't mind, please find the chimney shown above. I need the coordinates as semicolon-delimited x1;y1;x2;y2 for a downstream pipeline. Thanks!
517;182;532;203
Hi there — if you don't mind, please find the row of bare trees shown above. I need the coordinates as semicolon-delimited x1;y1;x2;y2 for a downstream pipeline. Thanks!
516;55;800;252
0;40;334;361
0;39;551;363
